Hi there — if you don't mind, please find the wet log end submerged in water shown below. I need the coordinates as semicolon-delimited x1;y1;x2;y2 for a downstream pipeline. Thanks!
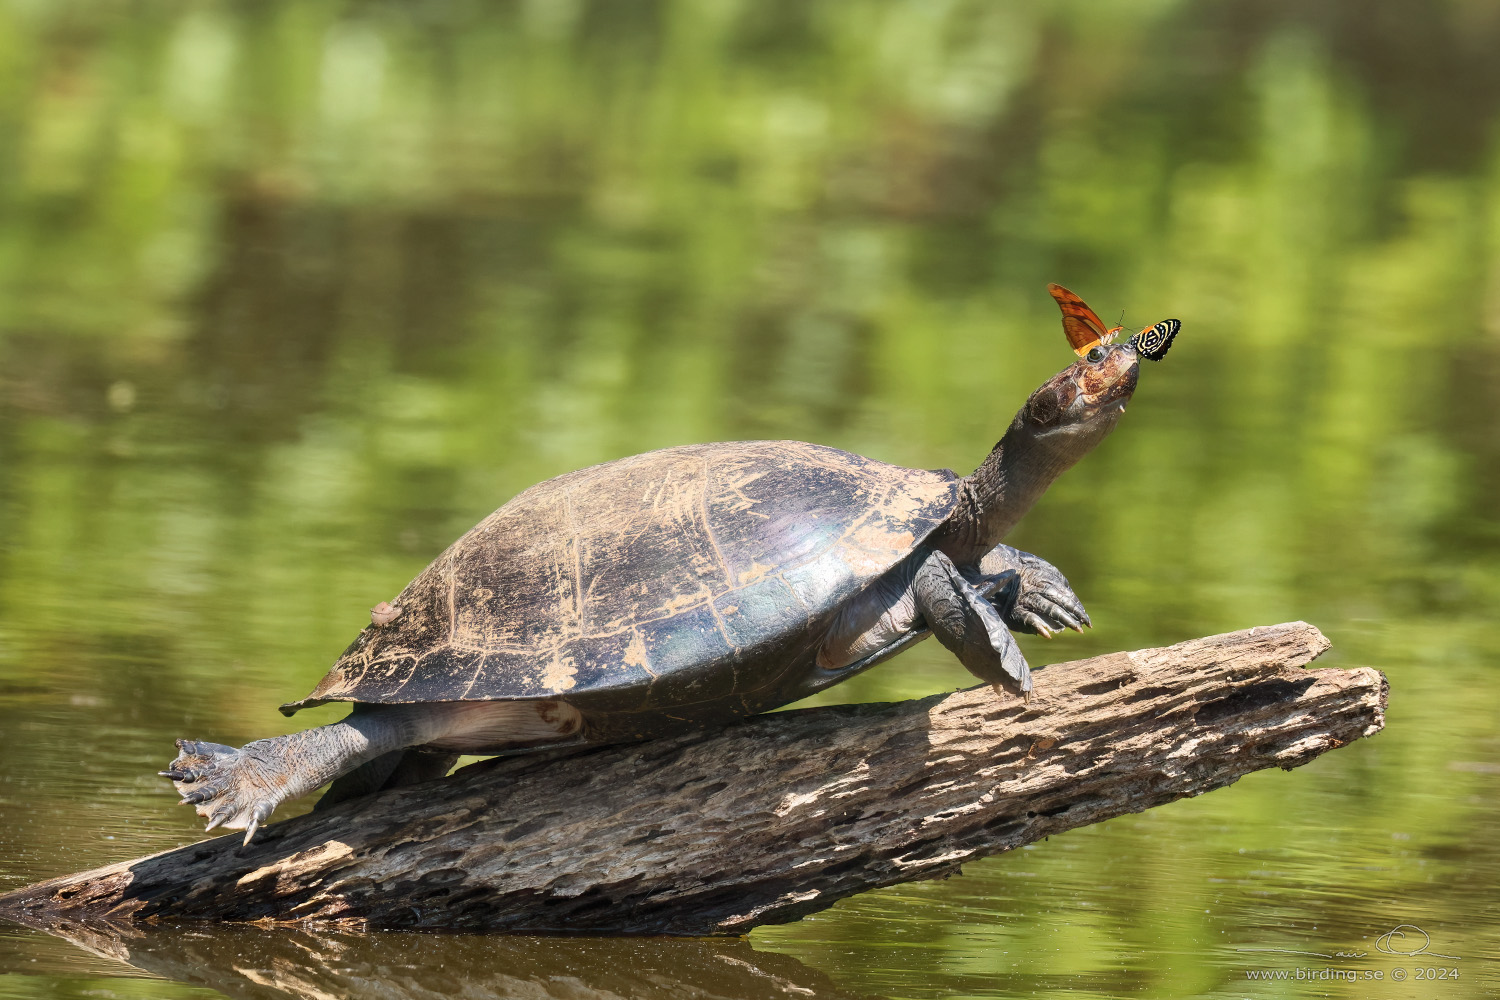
0;621;1385;936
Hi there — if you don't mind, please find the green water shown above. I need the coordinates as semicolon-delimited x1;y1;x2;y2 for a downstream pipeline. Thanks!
0;0;1497;996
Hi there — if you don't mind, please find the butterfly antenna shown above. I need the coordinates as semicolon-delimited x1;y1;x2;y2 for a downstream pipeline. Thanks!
1104;310;1126;344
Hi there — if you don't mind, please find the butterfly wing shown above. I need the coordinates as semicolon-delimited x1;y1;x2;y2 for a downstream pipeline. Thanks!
1128;318;1181;361
1047;283;1112;355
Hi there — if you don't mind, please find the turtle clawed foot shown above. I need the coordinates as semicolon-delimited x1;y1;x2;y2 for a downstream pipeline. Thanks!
1003;557;1091;636
161;738;284;845
1010;593;1088;637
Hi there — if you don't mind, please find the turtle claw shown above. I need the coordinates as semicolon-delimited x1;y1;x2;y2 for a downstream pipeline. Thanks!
161;738;287;841
1017;611;1057;638
1037;588;1090;630
203;807;230;832
1024;592;1086;633
242;803;274;848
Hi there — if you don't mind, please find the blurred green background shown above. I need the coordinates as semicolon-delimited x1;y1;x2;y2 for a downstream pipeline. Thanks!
0;0;1497;997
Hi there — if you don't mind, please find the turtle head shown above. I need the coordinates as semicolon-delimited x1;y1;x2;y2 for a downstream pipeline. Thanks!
1021;341;1138;439
1024;283;1178;439
953;289;1177;556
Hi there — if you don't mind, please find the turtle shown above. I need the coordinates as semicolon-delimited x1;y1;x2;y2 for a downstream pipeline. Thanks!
163;285;1180;845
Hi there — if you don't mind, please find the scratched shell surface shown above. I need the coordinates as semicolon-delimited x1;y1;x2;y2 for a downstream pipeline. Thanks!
283;441;959;713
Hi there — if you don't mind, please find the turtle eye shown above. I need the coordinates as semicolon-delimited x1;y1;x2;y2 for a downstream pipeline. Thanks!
1086;346;1106;364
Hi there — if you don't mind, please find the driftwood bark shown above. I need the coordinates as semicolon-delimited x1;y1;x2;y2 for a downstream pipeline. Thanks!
0;621;1385;936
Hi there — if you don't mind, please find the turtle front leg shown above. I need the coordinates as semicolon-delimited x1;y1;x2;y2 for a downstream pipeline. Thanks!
974;543;1090;637
913;549;1032;696
161;706;439;846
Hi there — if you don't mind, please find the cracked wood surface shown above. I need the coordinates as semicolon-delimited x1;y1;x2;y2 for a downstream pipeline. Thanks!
0;621;1386;936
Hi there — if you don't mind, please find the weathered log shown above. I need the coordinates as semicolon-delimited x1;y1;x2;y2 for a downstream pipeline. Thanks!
0;622;1384;936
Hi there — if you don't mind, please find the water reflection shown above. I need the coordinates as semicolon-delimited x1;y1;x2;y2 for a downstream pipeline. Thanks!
4;919;880;1000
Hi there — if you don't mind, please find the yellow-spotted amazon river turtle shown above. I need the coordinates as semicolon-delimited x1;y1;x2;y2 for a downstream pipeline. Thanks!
163;285;1180;844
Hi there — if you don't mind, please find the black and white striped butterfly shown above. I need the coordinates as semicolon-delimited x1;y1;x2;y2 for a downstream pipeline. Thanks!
1128;318;1180;361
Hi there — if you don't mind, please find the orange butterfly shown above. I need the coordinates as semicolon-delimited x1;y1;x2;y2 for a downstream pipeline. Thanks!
1046;283;1123;356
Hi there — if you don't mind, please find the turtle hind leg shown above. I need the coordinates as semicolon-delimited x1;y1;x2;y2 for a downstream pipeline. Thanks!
164;703;581;845
314;748;405;810
161;705;450;846
913;548;1033;696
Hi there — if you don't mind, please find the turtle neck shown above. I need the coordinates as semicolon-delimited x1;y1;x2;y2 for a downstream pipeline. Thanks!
932;408;1120;565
